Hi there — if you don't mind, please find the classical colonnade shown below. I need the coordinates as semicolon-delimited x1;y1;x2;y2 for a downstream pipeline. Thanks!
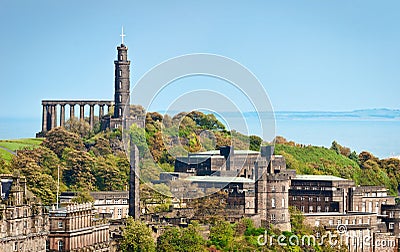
41;100;113;132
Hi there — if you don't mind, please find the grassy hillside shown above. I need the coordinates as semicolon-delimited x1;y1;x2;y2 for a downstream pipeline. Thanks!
275;143;398;195
0;138;43;162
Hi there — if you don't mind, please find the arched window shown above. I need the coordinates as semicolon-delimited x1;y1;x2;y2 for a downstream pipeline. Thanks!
58;240;64;251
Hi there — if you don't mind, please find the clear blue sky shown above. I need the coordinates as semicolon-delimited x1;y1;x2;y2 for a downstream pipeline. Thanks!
0;0;399;119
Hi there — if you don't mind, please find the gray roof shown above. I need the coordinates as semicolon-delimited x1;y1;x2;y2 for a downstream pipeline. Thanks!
293;174;349;181
194;150;260;155
185;176;254;183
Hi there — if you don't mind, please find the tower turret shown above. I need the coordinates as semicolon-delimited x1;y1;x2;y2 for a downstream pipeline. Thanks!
114;28;131;118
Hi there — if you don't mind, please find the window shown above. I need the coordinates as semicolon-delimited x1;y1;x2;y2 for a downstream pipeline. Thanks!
120;55;123;61
282;186;285;191
301;197;305;201
58;221;63;229
317;206;321;212
281;198;285;208
271;198;276;208
309;206;313;213
271;186;276;192
119;81;122;89
122;199;128;204
119;70;122;76
118;208;122;216
14;242;17;251
271;214;276;221
316;197;321;202
281;213;285;220
300;206;305;212
325;206;329;212
106;200;112;204
118;94;122;103
325;197;329;202
292;196;297;201
390;211;394;218
389;223;394;230
58;240;64;251
329;220;333;225
114;199;119;204
308;197;313;202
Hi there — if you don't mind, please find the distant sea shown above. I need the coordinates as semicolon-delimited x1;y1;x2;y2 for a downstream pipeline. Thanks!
0;109;399;159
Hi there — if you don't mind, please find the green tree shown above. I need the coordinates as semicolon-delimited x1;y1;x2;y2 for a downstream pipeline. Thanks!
120;217;156;252
90;137;113;156
330;141;340;155
209;220;234;250
62;148;96;191
157;222;206;252
249;135;262;151
42;127;85;158
64;117;92;139
71;191;94;203
94;155;128;191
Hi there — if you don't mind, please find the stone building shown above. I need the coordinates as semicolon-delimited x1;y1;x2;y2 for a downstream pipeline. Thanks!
254;149;294;231
381;203;400;238
348;186;395;214
59;191;129;220
0;174;48;252
164;145;293;231
303;212;396;252
289;175;356;213
48;203;110;252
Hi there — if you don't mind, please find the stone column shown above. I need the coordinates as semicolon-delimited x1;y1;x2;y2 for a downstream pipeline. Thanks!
42;105;48;132
60;105;65;127
89;105;94;129
51;105;57;129
99;105;104;119
80;105;85;121
70;104;75;119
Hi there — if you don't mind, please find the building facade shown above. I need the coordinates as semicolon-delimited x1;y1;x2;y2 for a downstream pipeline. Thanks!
60;191;129;220
0;174;48;252
48;203;110;252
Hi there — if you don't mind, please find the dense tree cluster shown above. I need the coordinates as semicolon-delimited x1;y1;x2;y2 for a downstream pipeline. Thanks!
9;124;130;204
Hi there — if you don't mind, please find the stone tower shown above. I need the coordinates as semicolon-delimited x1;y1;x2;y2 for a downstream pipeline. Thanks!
114;43;131;119
255;146;292;231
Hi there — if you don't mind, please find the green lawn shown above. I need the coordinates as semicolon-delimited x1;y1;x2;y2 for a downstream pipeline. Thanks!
0;138;43;151
0;138;43;162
